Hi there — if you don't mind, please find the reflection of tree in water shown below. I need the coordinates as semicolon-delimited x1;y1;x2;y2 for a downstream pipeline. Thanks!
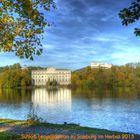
72;88;140;100
0;89;32;104
47;88;59;94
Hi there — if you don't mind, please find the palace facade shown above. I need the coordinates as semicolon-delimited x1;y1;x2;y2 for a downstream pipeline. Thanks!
32;67;71;86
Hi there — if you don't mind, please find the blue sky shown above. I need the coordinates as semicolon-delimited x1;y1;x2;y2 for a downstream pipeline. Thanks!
1;0;140;70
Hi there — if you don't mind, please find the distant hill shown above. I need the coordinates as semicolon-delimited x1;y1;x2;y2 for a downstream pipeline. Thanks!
73;66;90;73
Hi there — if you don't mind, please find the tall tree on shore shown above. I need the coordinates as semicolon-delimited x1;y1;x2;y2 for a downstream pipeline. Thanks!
119;0;140;36
0;0;55;60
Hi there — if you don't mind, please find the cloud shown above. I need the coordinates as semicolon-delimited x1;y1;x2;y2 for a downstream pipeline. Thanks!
110;43;140;65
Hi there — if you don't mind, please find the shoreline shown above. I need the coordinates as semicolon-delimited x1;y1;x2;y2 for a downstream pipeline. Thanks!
1;85;140;89
0;119;140;140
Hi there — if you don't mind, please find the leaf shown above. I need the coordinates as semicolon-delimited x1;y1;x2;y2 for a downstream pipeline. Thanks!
0;0;56;60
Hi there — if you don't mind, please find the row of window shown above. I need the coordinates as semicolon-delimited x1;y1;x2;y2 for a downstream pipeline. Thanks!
32;72;70;74
32;75;70;78
33;79;70;82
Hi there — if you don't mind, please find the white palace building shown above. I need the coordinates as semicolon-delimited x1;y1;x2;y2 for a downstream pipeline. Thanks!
91;62;112;69
32;67;71;86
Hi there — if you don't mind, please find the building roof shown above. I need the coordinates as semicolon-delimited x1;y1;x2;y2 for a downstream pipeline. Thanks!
32;67;71;72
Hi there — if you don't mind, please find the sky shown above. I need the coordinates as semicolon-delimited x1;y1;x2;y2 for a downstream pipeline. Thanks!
1;0;140;70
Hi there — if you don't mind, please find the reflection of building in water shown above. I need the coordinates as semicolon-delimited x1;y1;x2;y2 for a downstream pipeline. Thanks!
32;67;71;86
31;88;72;112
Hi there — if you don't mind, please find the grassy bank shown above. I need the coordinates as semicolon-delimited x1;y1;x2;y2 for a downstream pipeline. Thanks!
0;119;140;140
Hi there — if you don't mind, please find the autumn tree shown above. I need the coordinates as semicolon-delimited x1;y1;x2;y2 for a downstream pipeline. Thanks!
0;0;55;60
0;64;32;88
72;64;140;89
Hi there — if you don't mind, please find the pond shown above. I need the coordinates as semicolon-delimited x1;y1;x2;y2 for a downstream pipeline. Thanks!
0;87;140;134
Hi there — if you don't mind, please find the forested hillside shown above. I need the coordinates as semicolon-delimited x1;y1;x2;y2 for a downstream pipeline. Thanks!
72;64;140;89
1;63;140;89
0;64;32;88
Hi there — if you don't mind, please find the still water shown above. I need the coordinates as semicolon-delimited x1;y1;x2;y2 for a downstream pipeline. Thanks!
0;88;140;134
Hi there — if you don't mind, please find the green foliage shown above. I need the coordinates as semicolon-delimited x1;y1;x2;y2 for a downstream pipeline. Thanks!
72;64;140;89
46;79;58;87
0;133;20;140
0;0;56;60
0;63;32;88
119;0;140;36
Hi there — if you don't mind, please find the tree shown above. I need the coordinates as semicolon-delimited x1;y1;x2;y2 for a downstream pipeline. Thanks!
0;64;32;88
0;0;55;60
119;0;140;36
95;68;105;87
